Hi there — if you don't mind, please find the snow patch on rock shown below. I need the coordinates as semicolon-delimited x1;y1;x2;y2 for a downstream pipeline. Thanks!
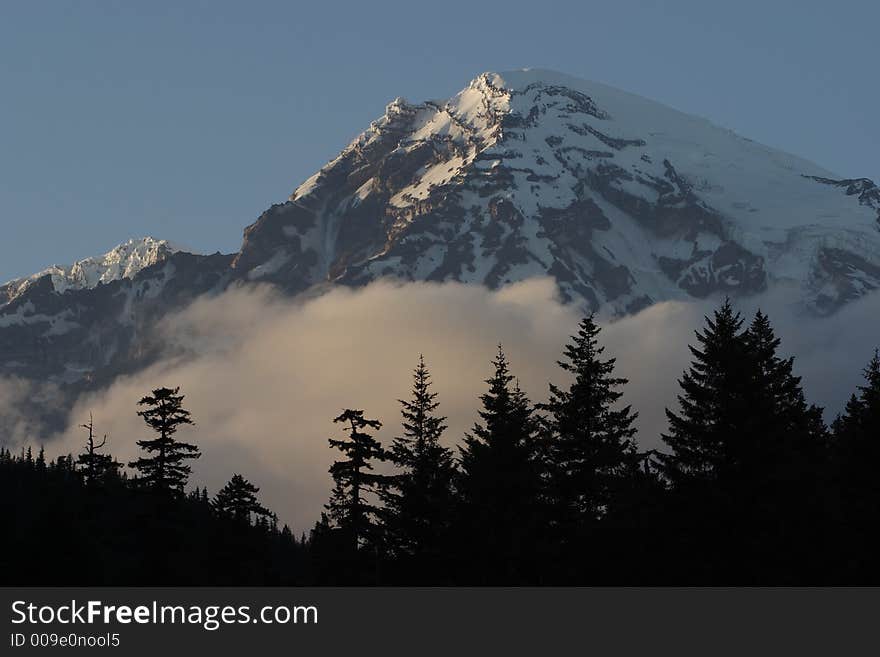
2;237;186;304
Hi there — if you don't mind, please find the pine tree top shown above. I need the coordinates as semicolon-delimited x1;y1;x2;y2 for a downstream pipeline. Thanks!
137;387;194;437
860;350;880;397
333;409;382;431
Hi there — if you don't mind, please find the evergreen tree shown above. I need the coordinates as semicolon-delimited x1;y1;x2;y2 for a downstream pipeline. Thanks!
457;346;542;583
306;512;347;584
213;474;271;524
661;304;825;488
737;309;830;488
833;350;880;568
326;409;389;555
659;302;833;581
742;310;831;578
383;356;456;573
76;413;119;487
128;387;200;495
659;300;754;485
834;350;880;448
540;315;639;529
0;440;302;586
656;301;758;581
746;310;828;457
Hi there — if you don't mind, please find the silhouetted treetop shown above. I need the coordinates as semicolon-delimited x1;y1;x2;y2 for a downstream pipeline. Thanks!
213;474;271;524
129;386;200;494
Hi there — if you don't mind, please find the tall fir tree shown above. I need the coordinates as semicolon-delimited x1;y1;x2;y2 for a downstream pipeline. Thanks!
213;474;271;524
662;305;825;488
326;409;389;555
659;300;754;486
128;387;200;495
383;356;456;574
743;309;831;578
833;350;880;569
659;302;834;581
540;315;640;530
834;350;880;450
457;346;542;583
745;310;828;459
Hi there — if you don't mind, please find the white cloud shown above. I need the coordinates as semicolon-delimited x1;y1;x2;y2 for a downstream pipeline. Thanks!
3;279;877;530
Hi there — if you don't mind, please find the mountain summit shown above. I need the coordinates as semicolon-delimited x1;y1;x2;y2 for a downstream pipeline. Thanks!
1;237;184;305
232;69;880;313
2;69;879;390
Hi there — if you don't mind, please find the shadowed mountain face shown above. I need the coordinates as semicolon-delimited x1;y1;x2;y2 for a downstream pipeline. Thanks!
2;69;879;397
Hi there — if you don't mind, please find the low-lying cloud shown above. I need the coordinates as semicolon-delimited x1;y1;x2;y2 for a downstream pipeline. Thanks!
3;279;878;530
0;377;60;447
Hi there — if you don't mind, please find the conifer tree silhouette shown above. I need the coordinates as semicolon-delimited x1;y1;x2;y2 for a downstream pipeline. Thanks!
540;315;640;529
834;350;880;450
326;409;389;556
833;350;880;568
213;474;271;524
741;309;831;578
128;387;200;495
744;311;829;469
657;302;834;581
458;346;542;583
746;310;828;454
659;300;753;485
383;356;456;573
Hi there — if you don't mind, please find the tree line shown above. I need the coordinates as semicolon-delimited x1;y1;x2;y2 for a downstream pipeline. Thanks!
2;300;879;584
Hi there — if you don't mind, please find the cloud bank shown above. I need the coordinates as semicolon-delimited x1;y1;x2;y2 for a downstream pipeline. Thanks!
0;377;60;447
3;279;878;530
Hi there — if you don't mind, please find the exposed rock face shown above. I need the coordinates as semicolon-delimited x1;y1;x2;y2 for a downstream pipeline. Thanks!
803;176;880;222
232;70;880;315
1;251;233;388
3;68;880;399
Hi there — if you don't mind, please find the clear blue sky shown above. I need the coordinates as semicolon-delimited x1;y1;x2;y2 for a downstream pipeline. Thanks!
1;0;877;283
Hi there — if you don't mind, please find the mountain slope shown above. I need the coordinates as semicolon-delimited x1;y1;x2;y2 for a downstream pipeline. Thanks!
2;69;879;395
233;69;880;313
1;238;184;306
0;246;232;385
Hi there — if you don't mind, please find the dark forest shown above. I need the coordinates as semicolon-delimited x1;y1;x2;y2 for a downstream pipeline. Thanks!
2;301;878;585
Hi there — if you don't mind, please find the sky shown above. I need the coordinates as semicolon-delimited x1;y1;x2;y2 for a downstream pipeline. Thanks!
1;0;877;284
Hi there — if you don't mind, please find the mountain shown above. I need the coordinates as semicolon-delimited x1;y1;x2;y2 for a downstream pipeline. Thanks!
2;238;182;305
233;69;880;313
0;240;232;385
2;69;879;398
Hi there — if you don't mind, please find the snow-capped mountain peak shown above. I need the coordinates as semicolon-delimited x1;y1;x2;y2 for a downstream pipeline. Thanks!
235;69;880;314
2;237;186;303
